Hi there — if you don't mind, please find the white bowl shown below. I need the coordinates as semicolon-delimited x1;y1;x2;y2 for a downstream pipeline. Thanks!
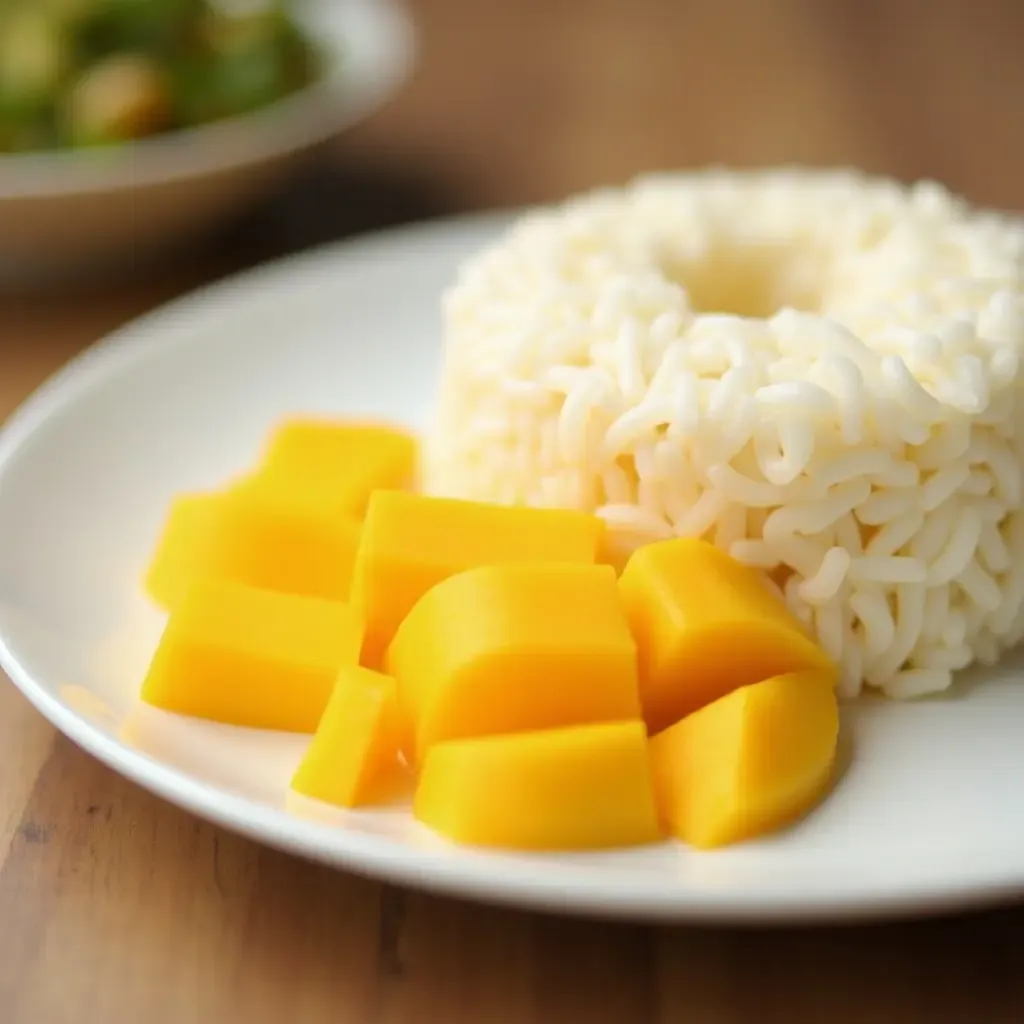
0;0;416;289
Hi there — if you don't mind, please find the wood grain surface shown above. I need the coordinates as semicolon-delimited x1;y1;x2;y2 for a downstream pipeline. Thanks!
5;0;1024;1020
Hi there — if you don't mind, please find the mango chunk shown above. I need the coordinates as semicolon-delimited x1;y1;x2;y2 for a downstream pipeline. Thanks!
141;578;363;731
144;486;362;610
353;491;606;668
291;666;407;807
387;562;639;764
415;721;661;850
252;418;417;517
144;492;222;609
618;538;835;734
649;670;839;848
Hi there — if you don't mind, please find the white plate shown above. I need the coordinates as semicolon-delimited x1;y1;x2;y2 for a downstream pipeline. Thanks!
3;214;1024;924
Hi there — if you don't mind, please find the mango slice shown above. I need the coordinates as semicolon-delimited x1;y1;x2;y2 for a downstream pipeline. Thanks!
618;538;835;734
143;486;363;610
141;578;363;731
387;562;639;764
352;491;606;668
415;720;661;850
252;418;417;517
649;670;839;848
290;666;408;807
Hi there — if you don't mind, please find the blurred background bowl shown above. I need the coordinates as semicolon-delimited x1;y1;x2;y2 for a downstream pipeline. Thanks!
0;0;415;291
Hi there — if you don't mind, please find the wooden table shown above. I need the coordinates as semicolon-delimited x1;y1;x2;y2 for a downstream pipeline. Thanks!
6;0;1024;1019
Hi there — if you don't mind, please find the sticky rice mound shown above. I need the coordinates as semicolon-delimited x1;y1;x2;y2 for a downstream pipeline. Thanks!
425;169;1024;700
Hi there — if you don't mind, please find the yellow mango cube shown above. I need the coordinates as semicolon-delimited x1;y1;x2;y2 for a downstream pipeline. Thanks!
141;578;363;732
352;491;606;668
649;670;839;848
387;562;639;764
415;720;661;850
618;538;835;734
291;666;408;808
252;418;417;517
143;485;362;610
144;492;221;609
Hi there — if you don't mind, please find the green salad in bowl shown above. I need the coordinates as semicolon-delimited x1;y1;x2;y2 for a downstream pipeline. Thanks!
0;0;324;152
0;0;414;289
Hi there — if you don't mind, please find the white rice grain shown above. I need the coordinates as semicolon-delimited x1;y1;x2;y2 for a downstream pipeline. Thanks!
798;547;852;604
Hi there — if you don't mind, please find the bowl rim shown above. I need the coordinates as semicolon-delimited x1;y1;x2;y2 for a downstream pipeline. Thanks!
0;0;416;200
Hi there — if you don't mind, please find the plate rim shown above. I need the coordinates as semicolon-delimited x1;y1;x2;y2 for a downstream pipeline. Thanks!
2;215;1024;925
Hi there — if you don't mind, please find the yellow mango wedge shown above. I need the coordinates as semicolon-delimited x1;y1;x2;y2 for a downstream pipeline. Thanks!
415;721;661;850
388;562;640;764
252;418;417;517
291;667;409;808
141;578;363;731
618;538;835;734
649;670;839;849
144;485;363;610
352;491;606;668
